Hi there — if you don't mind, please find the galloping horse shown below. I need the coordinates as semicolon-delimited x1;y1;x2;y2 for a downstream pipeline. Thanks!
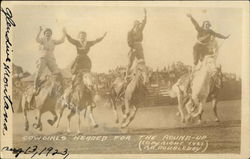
21;74;64;131
56;72;98;133
171;55;218;124
109;70;127;124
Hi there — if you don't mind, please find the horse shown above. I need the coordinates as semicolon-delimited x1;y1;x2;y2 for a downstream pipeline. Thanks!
109;71;127;124
56;72;98;133
108;62;150;127
121;60;148;128
171;55;218;124
20;74;64;131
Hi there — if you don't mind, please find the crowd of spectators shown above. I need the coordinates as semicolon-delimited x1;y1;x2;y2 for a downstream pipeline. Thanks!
13;62;241;94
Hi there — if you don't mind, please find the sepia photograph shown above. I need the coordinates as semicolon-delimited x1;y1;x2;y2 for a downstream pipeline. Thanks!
1;1;249;159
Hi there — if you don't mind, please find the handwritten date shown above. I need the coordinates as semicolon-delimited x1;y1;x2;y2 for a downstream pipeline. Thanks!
2;145;69;159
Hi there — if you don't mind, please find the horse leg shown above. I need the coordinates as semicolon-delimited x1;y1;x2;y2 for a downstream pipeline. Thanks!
191;99;205;124
47;109;58;126
121;104;136;128
23;104;29;131
129;105;137;123
21;97;30;131
184;99;193;122
56;104;66;128
177;94;185;123
33;110;42;131
110;96;119;123
121;104;127;123
87;106;98;128
67;108;76;133
77;108;81;134
211;97;219;122
123;99;130;123
198;109;204;124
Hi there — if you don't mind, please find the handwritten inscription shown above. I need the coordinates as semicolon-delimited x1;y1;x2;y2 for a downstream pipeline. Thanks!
2;145;69;159
1;7;16;135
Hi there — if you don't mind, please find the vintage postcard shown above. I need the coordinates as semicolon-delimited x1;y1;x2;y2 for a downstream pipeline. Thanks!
1;1;249;159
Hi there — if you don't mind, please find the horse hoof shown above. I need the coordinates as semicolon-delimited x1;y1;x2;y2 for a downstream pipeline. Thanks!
33;123;37;128
214;118;219;122
121;124;126;129
47;119;54;126
93;124;98;128
121;120;130;128
121;123;128;129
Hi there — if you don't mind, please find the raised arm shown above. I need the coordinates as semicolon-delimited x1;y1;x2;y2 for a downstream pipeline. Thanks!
187;14;201;32
36;26;43;44
89;32;107;47
63;29;79;46
211;30;230;39
54;28;66;45
140;8;147;31
127;31;133;48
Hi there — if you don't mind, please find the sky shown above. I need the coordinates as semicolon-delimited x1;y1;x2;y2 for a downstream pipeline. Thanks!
13;4;242;76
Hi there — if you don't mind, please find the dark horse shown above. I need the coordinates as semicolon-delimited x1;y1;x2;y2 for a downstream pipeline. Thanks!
20;74;64;131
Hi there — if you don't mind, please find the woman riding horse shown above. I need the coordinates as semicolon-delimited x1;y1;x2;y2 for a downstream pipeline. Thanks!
63;28;107;105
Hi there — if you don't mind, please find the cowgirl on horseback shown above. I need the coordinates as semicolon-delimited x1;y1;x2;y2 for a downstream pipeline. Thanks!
34;26;65;93
64;28;107;106
176;14;230;98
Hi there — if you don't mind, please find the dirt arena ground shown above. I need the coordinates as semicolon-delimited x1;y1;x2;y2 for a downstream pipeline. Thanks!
13;100;241;154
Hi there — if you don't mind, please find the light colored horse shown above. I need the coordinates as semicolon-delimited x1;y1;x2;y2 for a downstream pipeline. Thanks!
121;61;148;128
21;74;64;131
109;75;127;124
171;55;218;124
56;72;98;133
